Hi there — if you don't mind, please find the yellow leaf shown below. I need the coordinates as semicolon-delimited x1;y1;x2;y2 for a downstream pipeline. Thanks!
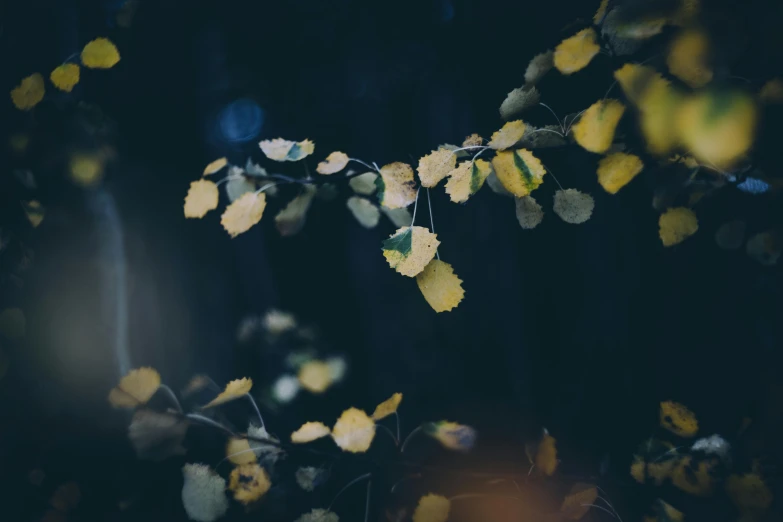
372;393;403;420
746;231;782;266
221;192;266;237
594;0;610;24
659;208;698;247
417;149;457;187
726;473;773;514
597;152;644;194
554;28;600;75
667;28;712;88
413;494;450;522
416;259;465;313
499;86;540;120
316;151;350;174
444;159;491;203
298;360;333;393
228;463;271;505
346;196;381;228
332;407;376;453
525;50;554;85
515;196;544;229
561;483;598;520
378;162;417;209
69;152;105;187
759;78;783;104
275;185;317;236
23;200;45;228
108;367;161;408
660;401;699;437
638;77;682;156
203;157;228;176
259;138;315;161
488;120;526;150
382;226;440;277
81;38;121;69
536;431;558;476
630;456;646;483
202;377;253;409
671;456;715;496
424;420;477;451
491;149;546;197
0;307;26;340
50;64;80;92
349;172;378;195
553;189;595;224
675;90;758;170
291;422;331;443
184;179;219;219
462;133;483;147
614;63;660;105
226;437;257;465
11;73;45;111
630;453;678;485
572;99;625;154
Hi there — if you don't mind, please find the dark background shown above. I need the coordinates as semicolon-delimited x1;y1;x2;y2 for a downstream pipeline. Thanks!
2;0;783;520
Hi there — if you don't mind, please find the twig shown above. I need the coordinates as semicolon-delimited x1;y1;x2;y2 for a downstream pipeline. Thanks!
158;384;183;413
376;423;399;446
245;393;265;429
329;473;372;510
400;425;424;453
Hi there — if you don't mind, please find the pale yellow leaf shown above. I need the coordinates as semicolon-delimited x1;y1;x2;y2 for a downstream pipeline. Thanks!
202;378;253;409
382;226;440;277
228;463;271;505
488;120;526;150
81;38;121;69
554;28;600;75
349;172;378;195
69;152;104;187
291;422;331;443
331;407;376;453
378;162;417;209
221;192;266;237
316;151;350;174
346;196;381;228
259;138;315;162
597;152;644;194
372;393;403;420
11;73;45;111
226;437;257;465
412;494;450;522
462;133;483;147
108;367;161;408
416;259;464;313
445;159;491;203
667;28;712;88
491;149;546;197
203;157;228;176
298;360;333;393
184;179;219;219
659;208;698;247
417;149;457;187
572;99;625;154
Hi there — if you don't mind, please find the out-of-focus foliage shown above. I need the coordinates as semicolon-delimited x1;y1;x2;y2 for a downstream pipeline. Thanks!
202;378;253;408
108;368;161;408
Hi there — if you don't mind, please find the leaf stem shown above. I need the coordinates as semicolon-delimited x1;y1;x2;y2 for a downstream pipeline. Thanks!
245;393;265;429
328;473;372;510
375;423;399;446
158;384;183;413
400;425;424;453
426;188;439;260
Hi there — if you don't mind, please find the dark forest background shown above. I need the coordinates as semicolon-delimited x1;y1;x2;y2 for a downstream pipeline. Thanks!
2;0;783;520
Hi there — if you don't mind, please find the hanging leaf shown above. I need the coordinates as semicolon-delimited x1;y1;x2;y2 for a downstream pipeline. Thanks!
417;149;457;187
416;259;465;312
525;50;554;85
181;464;229;522
445;159;492;203
291;422;331;443
382;226;440;277
515;196;544;229
347;196;381;228
226;437;257;465
667;28;712;88
298;360;333;393
714;220;746;250
316;151;350;175
423;421;477;451
331;407;376;453
382;207;414;228
372;393;403;421
554;28;600;75
349;172;378;195
221;192;267;237
561;483;598;520
184;180;219;219
491;149;546;197
553;189;594;224
0;307;26;340
659;208;698;247
660;401;699;437
259;138;315;162
488;120;526;150
228;464;271;505
746;231;781;266
499;86;540;120
11;73;45;111
275;185;317;236
646;499;684;522
536;431;559;476
572;99;626;154
675;90;758;170
50;64;80;92
81;38;121;69
462;133;484;147
412;494;450;522
203;157;228;176
295;467;327;492
377;162;417;209
108;368;161;408
202;378;253;409
597;152;644;194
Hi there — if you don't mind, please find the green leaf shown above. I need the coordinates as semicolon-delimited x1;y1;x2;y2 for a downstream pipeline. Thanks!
381;227;412;256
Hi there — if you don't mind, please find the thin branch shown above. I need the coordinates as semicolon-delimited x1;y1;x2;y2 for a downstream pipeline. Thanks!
364;479;372;522
329;473;372;510
539;103;566;134
400;425;424;453
158;384;183;413
186;413;237;437
245;393;265;429
350;158;381;173
582;504;619;520
392;411;401;442
376;423;399;446
544;166;565;190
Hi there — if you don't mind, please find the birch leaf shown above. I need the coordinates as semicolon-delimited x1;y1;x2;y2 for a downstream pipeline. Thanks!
462;134;483;147
50;64;80;92
228;464;271;505
349;172;378;195
554;28;600;74
659;208;698;247
488;120;526;150
316;152;350;175
347;197;381;228
332;407;376;453
226;175;256;202
377;162;417;209
11;73;45;111
667;28;712;88
291;422;331;443
424;421;477;451
413;494;450;522
184;180;219;218
108;368;161;408
203;157;228;176
561;483;598;520
382;207;413;227
525;51;554;85
416;259;465;312
382;226;439;277
536;431;559;476
572;99;626;154
202;378;253;409
372;392;403;420
660;401;699;437
553;189;594;224
491;149;546;197
23;200;45;228
298;360;333;393
499;86;540;120
259;138;315;162
275;185;317;236
597;152;644;194
226;437;257;465
417;149;457;187
445;159;491;203
221;192;266;237
515;196;544;229
81;38;121;69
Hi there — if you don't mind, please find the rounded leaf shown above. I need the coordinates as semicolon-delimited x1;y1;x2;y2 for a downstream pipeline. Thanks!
81;38;121;69
553;189;594;224
291;422;331;443
413;494;450;522
382;226;440;277
416;259;465;313
316;151;350;175
221;192;266;237
554;28;600;74
659;208;698;247
50;64;80;92
11;73;45;111
108;367;161;408
332;407;376;453
184;179;219;219
597;152;644;194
